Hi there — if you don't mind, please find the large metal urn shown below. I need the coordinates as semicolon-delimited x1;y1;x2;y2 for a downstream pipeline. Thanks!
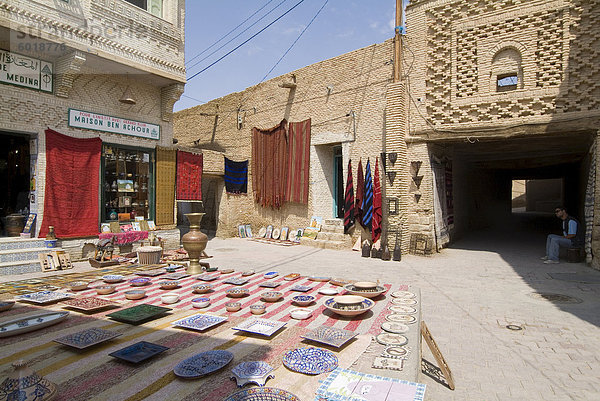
181;213;208;274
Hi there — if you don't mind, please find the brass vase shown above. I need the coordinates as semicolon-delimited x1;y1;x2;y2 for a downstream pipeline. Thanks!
182;213;208;274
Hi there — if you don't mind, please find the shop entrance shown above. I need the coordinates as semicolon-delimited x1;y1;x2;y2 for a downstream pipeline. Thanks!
0;132;30;237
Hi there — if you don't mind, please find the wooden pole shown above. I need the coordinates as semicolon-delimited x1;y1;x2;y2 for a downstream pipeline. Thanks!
394;0;403;82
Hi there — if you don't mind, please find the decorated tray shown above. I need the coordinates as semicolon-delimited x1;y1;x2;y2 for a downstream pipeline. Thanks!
391;297;418;305
300;325;358;348
290;285;312;292
172;313;227;332
224;277;250;286
282;347;338;375
263;272;278;279
54;327;121;349
196;273;219;281
376;332;408;346
109;341;169;363
308;276;330;282
15;291;73;304
174;350;233;378
385;314;417;324
381;321;410;334
0;311;69;338
257;227;267;238
107;304;171;324
232;318;286;337
162;272;190;280
382;345;411;359
231;361;274;387
225;387;300;401
259;281;281;288
136;269;166;277
391;290;416;299
283;273;300;281
388;305;417;314
61;297;119;312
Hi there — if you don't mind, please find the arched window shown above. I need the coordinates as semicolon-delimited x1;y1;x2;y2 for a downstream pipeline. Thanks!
492;47;522;92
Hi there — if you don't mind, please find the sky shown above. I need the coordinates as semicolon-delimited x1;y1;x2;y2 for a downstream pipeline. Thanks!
174;1;402;112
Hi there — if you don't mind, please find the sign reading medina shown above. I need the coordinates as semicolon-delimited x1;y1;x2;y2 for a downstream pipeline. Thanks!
68;109;160;140
0;49;53;93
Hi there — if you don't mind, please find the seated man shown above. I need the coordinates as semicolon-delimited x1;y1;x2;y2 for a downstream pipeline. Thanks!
542;206;584;264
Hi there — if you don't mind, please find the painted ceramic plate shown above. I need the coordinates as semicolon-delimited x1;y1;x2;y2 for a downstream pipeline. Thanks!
54;327;121;349
308;276;330;282
259;281;281;288
61;297;119;312
283;273;300;281
220;268;235;274
225;387;300;401
282;347;338;375
102;275;124;283
271;228;280;240
264;272;279;279
231;361;274;387
241;270;255;276
107;304;171;324
232;318;286;337
109;341;169;363
257;227;267;238
0;311;69;338
385;314;417;324
288;229;298;240
391;297;418;305
300;325;358;348
226;288;250;298
174;350;234;378
196;273;219;281
343;284;387;298
324;296;375;317
172;313;227;332
381;321;410;334
388;305;417;314
129;277;151;286
0;301;15;312
382;346;410;359
163;272;190;280
224;277;250;285
15;291;73;304
136;269;166;277
376;333;408;346
391;290;416;299
318;287;339;295
290;285;312;292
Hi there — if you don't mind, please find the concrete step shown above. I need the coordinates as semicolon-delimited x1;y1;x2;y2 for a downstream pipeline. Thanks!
0;237;47;251
320;224;345;234
300;235;353;250
324;218;343;227
0;247;64;264
0;260;41;275
315;232;347;242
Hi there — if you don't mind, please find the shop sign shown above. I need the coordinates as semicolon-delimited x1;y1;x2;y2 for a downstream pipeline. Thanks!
0;49;53;93
68;109;160;140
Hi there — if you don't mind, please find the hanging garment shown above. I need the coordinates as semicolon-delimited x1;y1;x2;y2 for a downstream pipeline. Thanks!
251;120;288;208
355;159;365;227
362;158;373;231
224;157;248;194
344;159;355;233
372;157;382;243
285;119;311;204
176;150;203;201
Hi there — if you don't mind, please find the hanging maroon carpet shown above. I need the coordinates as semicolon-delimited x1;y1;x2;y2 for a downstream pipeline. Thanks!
355;159;364;227
372;157;382;243
285;119;311;204
344;159;355;233
252;120;288;208
176;150;203;200
39;129;101;238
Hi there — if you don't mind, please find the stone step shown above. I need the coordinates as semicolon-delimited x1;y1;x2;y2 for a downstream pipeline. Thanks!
0;247;64;264
324;219;343;227
0;238;47;251
320;224;345;234
0;260;41;275
315;232;347;242
300;234;353;250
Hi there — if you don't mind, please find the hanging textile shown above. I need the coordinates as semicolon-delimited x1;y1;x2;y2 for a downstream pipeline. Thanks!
176;150;203;201
355;159;364;227
344;159;355;233
155;146;176;226
372;157;382;243
224;157;248;194
251;120;288;208
285;119;311;204
362;158;373;231
39;128;101;238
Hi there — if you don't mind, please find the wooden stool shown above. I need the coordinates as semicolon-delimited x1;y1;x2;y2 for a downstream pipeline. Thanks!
567;247;583;263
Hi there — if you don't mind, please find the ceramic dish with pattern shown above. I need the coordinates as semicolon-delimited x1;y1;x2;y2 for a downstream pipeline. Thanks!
158;281;180;290
109;341;169;364
343;283;387;298
192;283;213;294
66;281;89;291
257;227;267;238
250;304;266;315
231;361;274;387
102;275;124;283
323;296;375;317
300;325;358;348
0;300;15;312
381;321;410;334
136;269;166;277
129;277;151;287
263;272;278;279
172;313;227;332
271;228;280;240
225;387;300;401
391;297;418;305
308;276;330;282
220;268;235;274
225;302;241;312
196;273;219;281
174;350;233;378
283;273;300;281
241;270;255;276
329;278;352;287
95;285;116;295
107;304;171;324
0;311;69;338
162;272;190;280
376;332;408;346
382;345;410;359
261;292;283;302
388;304;417;314
232;318;286;337
226;288;250;298
224;277;249;286
124;290;146;300
54;327;121;349
391;290;416;299
318;287;339;296
290;285;312;292
15;291;73;304
292;295;315;306
259;281;281;288
385;314;417;324
191;297;211;308
282;347;338;375
61;297;119;312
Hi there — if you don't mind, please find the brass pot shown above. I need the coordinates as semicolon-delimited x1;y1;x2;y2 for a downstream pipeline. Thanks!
181;213;208;274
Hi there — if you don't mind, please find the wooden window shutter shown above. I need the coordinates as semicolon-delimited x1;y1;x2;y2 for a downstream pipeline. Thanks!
155;146;176;227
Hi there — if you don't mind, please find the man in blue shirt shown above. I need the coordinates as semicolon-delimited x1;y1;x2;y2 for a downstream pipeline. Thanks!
542;206;584;264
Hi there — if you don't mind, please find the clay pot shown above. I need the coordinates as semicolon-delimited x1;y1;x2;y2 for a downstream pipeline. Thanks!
6;214;25;237
181;213;208;275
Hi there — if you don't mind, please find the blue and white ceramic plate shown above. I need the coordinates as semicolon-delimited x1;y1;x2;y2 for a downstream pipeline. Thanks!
172;313;227;332
290;285;312;292
129;277;151;286
162;272;190;280
300;325;358;348
109;341;169;363
0;311;69;338
225;387;300;401
224;277;249;286
102;275;124;283
263;272;278;279
259;281;281;288
282;347;338;375
15;291;73;304
174;350;233;378
231;361;274;387
196;273;219;281
54;327;121;349
232;318;286;337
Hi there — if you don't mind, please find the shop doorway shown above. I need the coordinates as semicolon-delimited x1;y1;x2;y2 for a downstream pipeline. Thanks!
0;132;30;236
332;146;344;218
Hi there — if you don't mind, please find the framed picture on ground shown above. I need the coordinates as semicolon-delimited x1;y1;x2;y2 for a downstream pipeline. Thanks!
147;221;156;230
280;226;289;241
22;213;37;234
265;225;273;239
245;224;253;238
238;225;247;238
131;222;141;231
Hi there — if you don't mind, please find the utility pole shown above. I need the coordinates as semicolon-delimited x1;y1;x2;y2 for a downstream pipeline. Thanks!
394;0;403;82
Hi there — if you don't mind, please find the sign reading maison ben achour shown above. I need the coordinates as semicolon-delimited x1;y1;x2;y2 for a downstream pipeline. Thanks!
0;49;53;93
68;109;160;140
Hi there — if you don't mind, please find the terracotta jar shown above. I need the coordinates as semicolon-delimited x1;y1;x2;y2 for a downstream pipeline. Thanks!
181;213;208;274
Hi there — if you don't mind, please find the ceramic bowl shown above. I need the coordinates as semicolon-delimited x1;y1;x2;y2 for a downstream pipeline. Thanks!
261;291;283;302
95;285;116;295
226;288;249;298
159;280;180;290
102;275;124;283
191;297;211;308
250;304;266;315
353;281;378;290
225;302;241;312
0;300;15;312
333;295;365;306
292;295;316;306
161;293;180;304
66;281;89;291
325;296;375;316
318;287;340;296
124;290;146;300
329;278;352;287
129;277;151;287
343;284;387;298
290;307;313;320
192;284;213;294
